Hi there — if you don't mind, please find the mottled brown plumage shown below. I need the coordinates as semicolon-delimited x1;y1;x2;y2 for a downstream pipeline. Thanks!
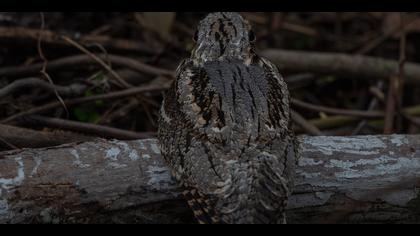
158;12;300;224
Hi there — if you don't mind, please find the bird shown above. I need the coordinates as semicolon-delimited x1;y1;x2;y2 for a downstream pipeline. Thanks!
158;12;300;224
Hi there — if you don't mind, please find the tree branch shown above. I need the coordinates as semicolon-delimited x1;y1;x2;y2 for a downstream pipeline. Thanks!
0;54;174;79
0;78;87;99
0;124;92;149
0;26;156;54
261;49;420;84
1;83;170;124
24;115;154;140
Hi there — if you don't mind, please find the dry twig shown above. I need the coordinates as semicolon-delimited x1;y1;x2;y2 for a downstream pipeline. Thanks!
291;110;323;136
26;115;154;140
0;78;87;99
384;12;407;134
0;54;174;78
261;49;420;84
291;98;385;119
1;83;170;124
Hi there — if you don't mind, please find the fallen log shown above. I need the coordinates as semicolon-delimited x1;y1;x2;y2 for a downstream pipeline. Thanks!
0;135;420;224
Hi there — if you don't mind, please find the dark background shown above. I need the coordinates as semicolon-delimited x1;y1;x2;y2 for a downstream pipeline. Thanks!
1;12;419;151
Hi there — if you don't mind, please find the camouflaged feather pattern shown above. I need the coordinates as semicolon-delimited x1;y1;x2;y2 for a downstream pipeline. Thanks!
158;12;299;224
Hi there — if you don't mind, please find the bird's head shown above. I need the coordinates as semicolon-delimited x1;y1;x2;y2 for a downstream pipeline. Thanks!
191;12;255;64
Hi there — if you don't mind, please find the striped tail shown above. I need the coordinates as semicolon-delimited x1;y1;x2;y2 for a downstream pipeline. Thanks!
182;186;224;224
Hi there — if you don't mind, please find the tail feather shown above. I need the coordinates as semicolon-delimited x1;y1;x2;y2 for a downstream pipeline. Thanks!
182;186;224;224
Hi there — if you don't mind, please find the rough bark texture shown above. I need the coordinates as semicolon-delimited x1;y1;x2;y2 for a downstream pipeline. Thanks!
0;135;420;224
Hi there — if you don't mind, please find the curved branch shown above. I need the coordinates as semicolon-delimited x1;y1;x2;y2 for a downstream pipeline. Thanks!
25;115;154;140
0;78;87;99
0;54;174;79
1;83;170;124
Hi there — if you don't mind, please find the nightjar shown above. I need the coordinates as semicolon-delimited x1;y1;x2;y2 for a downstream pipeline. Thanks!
158;12;299;224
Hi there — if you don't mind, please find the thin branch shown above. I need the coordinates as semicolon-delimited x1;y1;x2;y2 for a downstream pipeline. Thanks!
356;14;418;54
352;81;384;135
303;105;420;131
291;98;385;119
0;54;174;78
25;115;154;140
37;12;69;118
0;26;156;54
0;124;92;149
1;83;170;124
0;136;19;150
0;78;87;99
396;12;407;131
261;49;420;84
98;99;140;125
291;110;323;136
384;12;407;134
403;115;420;128
61;35;132;89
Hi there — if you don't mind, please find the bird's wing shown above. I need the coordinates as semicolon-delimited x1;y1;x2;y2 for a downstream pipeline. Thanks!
158;59;224;224
258;56;300;189
258;56;292;130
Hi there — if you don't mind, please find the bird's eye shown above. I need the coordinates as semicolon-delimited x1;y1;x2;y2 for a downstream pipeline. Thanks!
249;30;256;42
193;30;199;42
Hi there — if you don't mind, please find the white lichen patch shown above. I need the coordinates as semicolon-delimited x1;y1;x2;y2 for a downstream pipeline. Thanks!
112;140;130;152
29;156;43;177
107;162;127;169
326;155;394;170
142;154;151;160
103;147;128;169
390;135;408;147
129;150;140;161
299;157;324;166
331;155;420;180
150;143;161;155
0;156;25;217
105;147;121;161
0;199;9;216
146;166;173;189
136;140;147;150
70;149;90;168
374;156;420;176
297;171;321;179
303;136;385;156
110;140;142;162
0;157;25;188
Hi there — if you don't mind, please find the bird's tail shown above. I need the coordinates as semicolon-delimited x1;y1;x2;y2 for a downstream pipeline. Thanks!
182;186;224;224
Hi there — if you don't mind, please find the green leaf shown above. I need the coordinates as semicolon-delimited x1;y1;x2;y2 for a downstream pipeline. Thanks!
84;89;95;97
316;76;336;86
73;107;101;123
